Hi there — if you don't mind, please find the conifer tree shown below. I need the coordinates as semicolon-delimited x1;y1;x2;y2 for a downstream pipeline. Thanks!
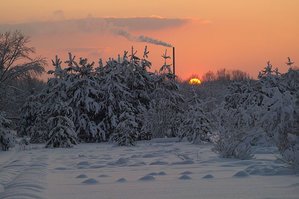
0;111;15;151
45;102;77;148
179;93;212;144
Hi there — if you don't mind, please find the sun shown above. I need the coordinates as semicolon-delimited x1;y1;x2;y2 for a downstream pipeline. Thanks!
189;78;202;85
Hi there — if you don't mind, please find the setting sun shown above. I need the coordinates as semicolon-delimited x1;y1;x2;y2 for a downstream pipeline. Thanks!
189;78;201;85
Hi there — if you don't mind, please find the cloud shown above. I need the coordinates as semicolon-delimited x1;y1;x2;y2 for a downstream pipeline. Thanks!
0;17;189;35
57;47;110;58
52;10;65;21
0;16;210;47
105;17;188;31
0;16;204;47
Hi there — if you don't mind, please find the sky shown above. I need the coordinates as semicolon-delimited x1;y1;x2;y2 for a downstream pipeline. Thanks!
1;0;299;80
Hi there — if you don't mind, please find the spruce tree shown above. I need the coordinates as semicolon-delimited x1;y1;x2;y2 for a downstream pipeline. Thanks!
0;111;15;151
45;102;77;148
179;93;212;144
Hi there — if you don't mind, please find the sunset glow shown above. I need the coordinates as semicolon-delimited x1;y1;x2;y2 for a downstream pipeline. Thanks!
1;0;298;80
189;78;202;85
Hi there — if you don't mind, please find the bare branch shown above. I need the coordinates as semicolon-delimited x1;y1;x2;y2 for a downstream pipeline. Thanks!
0;31;45;86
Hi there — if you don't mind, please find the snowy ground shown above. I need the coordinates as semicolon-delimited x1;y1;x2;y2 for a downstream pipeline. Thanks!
0;139;298;199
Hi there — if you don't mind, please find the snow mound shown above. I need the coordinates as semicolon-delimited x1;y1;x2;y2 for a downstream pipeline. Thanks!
89;165;105;169
158;171;167;176
171;160;194;165
245;164;294;176
142;154;156;158
233;171;249;177
129;162;146;166
289;183;299;187
77;161;89;166
76;174;88;178
180;171;193;175
179;175;192;180
98;174;109;178
108;157;129;166
82;178;98;185
130;155;140;158
149;161;168;165
203;174;214;179
139;175;155;181
116;178;127;183
54;167;68;170
148;172;158;176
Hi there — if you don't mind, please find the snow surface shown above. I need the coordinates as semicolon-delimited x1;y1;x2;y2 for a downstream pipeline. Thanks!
0;139;298;199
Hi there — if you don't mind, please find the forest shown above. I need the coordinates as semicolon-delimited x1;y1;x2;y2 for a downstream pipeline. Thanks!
0;31;298;169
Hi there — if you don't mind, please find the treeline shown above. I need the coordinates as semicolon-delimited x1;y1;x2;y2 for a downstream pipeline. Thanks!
0;31;298;169
17;48;185;147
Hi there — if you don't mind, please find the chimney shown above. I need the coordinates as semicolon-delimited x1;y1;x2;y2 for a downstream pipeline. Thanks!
172;47;176;77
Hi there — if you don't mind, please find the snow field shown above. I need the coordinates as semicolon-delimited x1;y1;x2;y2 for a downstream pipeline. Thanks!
1;139;298;199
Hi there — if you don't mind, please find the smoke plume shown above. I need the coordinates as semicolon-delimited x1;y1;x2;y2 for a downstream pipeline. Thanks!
115;29;172;47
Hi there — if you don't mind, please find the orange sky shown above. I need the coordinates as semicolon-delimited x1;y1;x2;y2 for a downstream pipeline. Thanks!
1;0;299;79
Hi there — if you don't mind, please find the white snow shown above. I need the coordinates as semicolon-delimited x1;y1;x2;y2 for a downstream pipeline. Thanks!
0;139;298;199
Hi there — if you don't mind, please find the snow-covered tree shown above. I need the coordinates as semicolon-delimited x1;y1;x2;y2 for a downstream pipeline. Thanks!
262;64;299;168
98;54;140;145
18;94;42;138
27;56;70;143
214;81;261;159
65;54;104;142
256;63;295;145
179;93;212;144
125;47;155;140
45;102;77;148
110;103;138;146
0;111;15;151
142;50;183;138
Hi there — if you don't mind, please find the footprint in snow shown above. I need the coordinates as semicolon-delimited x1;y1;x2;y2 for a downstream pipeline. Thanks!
82;178;98;185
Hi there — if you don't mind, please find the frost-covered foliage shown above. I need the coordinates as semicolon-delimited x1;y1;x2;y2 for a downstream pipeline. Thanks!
45;102;77;148
18;95;42;138
142;50;183;138
0;111;15;151
213;61;299;164
20;47;180;146
99;47;156;145
214;81;259;159
64;54;103;142
179;93;212;144
256;63;298;167
110;108;138;146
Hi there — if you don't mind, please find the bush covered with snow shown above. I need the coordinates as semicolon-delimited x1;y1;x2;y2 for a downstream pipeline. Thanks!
0;111;15;151
179;93;212;144
213;81;261;159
